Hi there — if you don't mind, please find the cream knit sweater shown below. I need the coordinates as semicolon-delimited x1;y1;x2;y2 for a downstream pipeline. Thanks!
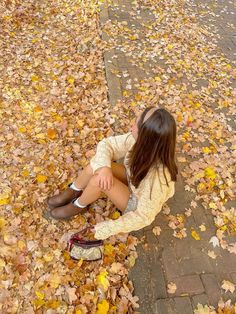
90;132;175;240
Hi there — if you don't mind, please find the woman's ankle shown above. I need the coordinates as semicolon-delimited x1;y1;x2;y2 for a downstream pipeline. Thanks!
74;197;87;208
70;182;83;191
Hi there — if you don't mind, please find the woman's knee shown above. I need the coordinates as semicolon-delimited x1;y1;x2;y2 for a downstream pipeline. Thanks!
83;162;93;175
111;162;128;185
87;174;101;189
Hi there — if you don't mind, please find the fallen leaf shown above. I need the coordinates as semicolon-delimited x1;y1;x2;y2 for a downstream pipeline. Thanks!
207;250;217;259
221;280;235;293
167;282;177;294
191;230;201;240
36;174;47;183
209;236;220;247
152;226;161;236
96;299;110;314
199;224;206;231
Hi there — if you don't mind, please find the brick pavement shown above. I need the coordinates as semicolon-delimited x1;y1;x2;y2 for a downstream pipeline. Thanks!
99;1;236;313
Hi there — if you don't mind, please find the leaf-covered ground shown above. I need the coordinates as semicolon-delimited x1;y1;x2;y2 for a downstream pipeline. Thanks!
0;0;140;313
0;0;236;313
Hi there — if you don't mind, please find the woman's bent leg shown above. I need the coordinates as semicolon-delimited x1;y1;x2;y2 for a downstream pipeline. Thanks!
74;163;94;189
48;166;130;219
74;161;128;189
78;175;130;211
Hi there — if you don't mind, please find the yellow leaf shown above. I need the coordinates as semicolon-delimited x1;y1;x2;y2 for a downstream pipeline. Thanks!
129;35;138;40
32;38;39;44
96;299;110;314
111;210;120;220
63;251;71;260
127;255;136;267
75;310;83;314
21;169;30;177
32;299;46;308
18;240;26;250
67;87;73;94
0;217;6;228
3;15;11;21
97;133;104;141
182;131;190;140
202;147;211;154
67;76;75;84
96;271;110;292
187;115;193;122
36;174;47;183
43;253;54;262
104;243;115;255
34;84;45;92
194;102;202;108
167;44;173;50
18;126;27;133
47;128;57;140
77;258;84;268
209;202;217;209
219;225;227;231
77;119;84;129
204;167;216;180
35;133;45;139
111;114;118;119
35;291;44;300
191;230;201;240
154;76;162;82
53;114;62;121
31;75;39;82
0;198;10;206
138;86;147;91
45;300;61;309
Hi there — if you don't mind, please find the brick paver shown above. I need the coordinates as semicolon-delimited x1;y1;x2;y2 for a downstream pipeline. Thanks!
201;274;222;305
99;0;236;313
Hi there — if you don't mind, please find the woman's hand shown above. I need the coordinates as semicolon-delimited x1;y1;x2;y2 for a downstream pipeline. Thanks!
94;166;114;191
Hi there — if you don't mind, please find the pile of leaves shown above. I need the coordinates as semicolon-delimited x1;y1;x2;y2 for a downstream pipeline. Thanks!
0;0;140;313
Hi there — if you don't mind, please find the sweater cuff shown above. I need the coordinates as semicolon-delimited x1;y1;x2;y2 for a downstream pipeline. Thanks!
94;221;114;240
90;159;111;175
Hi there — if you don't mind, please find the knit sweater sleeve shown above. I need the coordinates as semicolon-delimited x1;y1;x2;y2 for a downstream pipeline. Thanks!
89;132;135;174
94;170;175;240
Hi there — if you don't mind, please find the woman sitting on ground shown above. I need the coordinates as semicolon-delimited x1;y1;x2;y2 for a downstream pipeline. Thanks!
45;106;178;240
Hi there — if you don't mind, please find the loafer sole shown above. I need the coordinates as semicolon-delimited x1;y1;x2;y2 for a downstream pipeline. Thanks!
42;210;74;221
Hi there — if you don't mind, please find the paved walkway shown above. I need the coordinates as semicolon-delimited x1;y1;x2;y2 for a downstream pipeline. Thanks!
99;0;236;313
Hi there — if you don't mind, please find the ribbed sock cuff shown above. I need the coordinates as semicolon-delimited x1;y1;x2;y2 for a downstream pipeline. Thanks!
74;198;87;208
70;182;83;191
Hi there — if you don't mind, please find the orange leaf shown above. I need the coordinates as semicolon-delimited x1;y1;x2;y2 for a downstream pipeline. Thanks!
47;128;57;140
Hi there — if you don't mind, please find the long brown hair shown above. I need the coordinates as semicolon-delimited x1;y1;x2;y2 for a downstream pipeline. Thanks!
127;106;178;191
